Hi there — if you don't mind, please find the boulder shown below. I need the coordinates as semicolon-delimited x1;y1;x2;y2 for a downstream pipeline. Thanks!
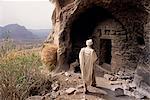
133;63;150;98
104;74;114;81
65;72;71;77
52;83;59;91
65;88;76;95
49;91;60;99
133;90;145;99
70;59;80;72
114;88;124;97
77;84;84;89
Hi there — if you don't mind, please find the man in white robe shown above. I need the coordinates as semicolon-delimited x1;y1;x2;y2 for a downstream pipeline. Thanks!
79;39;98;94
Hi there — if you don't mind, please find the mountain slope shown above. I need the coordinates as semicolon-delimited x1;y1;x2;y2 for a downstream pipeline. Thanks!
0;24;37;40
29;29;52;39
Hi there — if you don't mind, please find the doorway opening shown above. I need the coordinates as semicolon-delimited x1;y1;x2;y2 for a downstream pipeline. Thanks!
69;6;113;64
99;39;112;65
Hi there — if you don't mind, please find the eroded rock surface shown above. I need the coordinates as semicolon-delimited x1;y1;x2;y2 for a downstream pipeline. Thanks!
47;0;150;74
43;0;150;99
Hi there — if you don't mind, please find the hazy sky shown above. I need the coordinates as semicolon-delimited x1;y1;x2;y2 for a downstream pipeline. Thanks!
0;0;55;29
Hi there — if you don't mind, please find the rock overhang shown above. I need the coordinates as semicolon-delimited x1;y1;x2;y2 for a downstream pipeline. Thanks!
47;0;150;73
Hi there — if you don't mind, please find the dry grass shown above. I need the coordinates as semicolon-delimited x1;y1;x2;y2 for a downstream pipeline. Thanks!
41;44;58;71
0;42;53;100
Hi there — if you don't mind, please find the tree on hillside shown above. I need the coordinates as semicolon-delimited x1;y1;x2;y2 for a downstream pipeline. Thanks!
1;30;11;41
0;31;16;57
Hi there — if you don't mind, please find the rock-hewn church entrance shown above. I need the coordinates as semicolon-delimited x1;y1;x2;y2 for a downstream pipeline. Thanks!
49;0;149;73
46;1;150;97
69;6;113;63
69;6;124;71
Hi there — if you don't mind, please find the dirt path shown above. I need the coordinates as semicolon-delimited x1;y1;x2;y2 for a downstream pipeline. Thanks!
53;71;136;100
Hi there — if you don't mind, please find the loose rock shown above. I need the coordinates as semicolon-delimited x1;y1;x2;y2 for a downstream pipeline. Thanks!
133;90;145;99
43;93;51;100
50;91;60;99
77;84;84;89
114;88;124;97
65;72;71;77
51;83;59;91
104;74;114;80
65;78;69;81
65;88;76;95
26;96;43;100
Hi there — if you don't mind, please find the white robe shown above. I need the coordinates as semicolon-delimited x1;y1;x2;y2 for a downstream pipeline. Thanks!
79;47;97;85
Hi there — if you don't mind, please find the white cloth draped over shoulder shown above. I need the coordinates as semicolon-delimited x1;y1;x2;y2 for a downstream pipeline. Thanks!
79;47;97;85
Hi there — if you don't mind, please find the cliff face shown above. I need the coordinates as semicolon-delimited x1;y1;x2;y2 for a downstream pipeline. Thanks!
46;0;150;96
48;0;149;72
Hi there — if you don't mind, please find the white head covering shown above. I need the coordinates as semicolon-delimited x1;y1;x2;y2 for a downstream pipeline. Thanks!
86;39;93;46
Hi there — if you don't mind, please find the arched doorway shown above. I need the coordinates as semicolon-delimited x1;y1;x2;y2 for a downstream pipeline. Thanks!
69;6;114;64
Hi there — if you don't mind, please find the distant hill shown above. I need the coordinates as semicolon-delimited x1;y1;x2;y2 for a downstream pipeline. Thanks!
0;24;37;40
0;26;3;36
29;29;52;40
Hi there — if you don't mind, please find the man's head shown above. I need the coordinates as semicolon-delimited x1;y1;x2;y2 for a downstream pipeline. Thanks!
86;39;93;46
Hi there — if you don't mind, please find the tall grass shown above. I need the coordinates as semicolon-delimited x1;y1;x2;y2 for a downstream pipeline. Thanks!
0;39;16;57
0;41;52;100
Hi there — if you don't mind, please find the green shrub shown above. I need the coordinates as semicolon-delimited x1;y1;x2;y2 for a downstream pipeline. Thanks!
0;51;52;100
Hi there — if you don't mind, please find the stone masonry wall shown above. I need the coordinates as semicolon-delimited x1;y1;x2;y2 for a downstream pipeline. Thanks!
93;19;137;72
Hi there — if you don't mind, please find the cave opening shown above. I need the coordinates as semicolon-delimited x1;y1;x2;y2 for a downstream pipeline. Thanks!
69;6;114;64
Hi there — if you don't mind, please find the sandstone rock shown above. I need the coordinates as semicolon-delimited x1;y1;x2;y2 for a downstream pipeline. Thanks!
46;0;150;99
51;83;59;91
81;98;87;100
26;96;43;100
111;85;123;91
120;75;132;80
74;89;83;95
55;81;59;84
53;85;59;91
125;79;132;84
117;71;124;76
58;90;65;95
97;98;106;100
65;72;71;77
110;76;118;81
65;88;76;95
129;82;136;88
77;84;84;89
73;79;77;82
124;90;133;97
47;0;150;78
122;83;130;91
50;91;60;99
133;90;145;99
70;59;79;72
43;93;51;100
137;84;150;98
133;63;150;98
110;80;123;85
65;78;69;81
104;74;114;80
114;88;124;97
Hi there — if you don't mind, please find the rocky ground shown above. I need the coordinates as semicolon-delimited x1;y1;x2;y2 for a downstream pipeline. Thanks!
26;65;150;100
